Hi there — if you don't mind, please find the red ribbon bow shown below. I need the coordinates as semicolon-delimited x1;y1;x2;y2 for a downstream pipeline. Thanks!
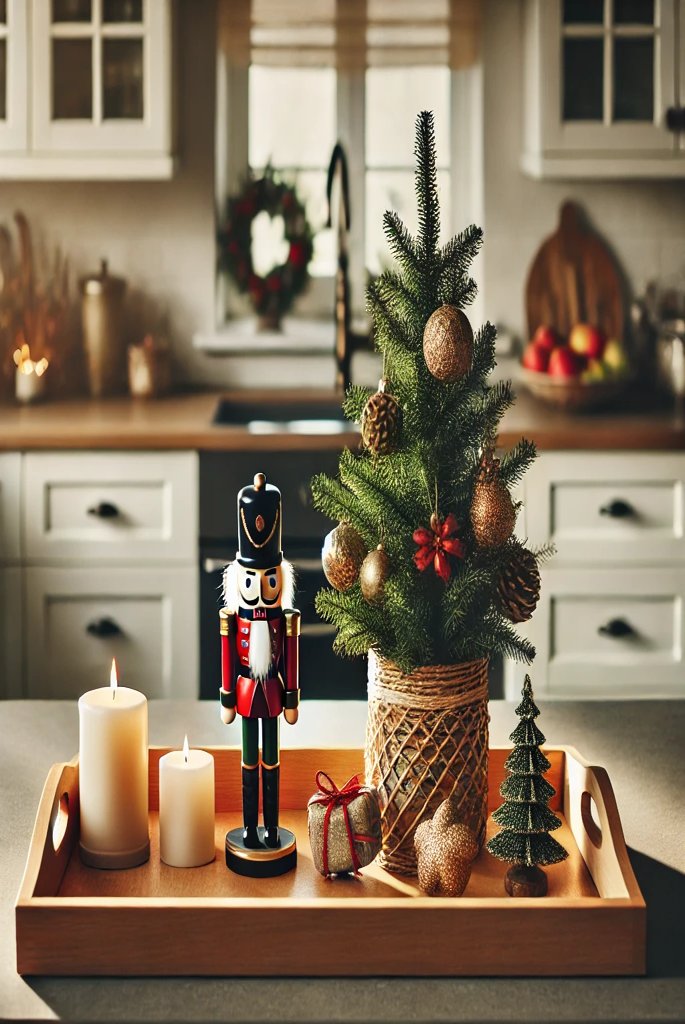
310;771;375;878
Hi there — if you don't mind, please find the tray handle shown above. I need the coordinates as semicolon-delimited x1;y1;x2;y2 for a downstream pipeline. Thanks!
16;760;79;903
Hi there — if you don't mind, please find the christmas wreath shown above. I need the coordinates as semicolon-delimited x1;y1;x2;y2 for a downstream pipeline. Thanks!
218;169;314;324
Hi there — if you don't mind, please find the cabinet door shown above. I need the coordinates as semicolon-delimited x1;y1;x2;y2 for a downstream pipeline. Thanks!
538;0;677;155
25;565;198;699
0;0;27;151
0;567;23;697
23;451;197;564
31;0;171;155
0;452;21;563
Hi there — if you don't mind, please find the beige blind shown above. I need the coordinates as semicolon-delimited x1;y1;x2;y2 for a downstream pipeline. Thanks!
218;0;481;70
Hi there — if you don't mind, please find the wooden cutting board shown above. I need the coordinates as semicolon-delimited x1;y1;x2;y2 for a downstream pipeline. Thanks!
525;201;625;341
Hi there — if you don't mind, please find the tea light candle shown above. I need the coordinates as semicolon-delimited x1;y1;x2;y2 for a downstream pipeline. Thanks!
159;736;215;868
78;660;150;869
14;342;48;404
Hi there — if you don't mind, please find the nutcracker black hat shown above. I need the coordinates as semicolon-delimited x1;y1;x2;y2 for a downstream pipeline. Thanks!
237;472;283;569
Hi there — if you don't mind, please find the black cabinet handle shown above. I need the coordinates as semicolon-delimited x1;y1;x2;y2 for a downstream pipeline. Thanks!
87;501;120;519
666;106;685;132
86;617;123;638
599;499;634;519
598;618;635;639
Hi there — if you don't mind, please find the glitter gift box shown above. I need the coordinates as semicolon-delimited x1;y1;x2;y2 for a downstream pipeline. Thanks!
307;772;382;877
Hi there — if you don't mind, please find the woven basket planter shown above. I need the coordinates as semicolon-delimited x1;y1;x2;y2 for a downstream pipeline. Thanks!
364;650;489;876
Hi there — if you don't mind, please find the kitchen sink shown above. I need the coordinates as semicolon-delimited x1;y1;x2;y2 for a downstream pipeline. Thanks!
213;397;355;434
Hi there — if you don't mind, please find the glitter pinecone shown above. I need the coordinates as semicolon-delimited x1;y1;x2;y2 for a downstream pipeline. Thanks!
361;380;402;455
471;449;516;548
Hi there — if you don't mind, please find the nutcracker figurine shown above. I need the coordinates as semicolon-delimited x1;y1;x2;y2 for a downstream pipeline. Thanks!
219;472;300;877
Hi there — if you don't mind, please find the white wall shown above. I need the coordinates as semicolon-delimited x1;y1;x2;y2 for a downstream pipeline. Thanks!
482;0;685;341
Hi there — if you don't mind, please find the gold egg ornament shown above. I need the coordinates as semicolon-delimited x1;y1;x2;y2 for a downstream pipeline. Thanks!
321;523;367;592
471;449;516;548
422;305;474;383
359;543;391;604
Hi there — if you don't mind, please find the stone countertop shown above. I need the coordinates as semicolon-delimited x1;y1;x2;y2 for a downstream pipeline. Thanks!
0;385;683;452
1;698;684;1023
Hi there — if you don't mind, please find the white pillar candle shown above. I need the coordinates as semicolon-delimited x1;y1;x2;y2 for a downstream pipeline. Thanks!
78;660;150;869
159;736;215;868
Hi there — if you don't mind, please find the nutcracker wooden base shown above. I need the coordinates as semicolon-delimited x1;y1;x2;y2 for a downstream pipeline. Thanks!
225;827;297;877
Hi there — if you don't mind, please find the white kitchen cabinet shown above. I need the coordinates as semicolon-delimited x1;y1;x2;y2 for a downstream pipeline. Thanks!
25;564;197;700
23;451;197;564
0;452;21;563
0;0;174;180
0;0;27;152
507;450;685;699
522;0;685;179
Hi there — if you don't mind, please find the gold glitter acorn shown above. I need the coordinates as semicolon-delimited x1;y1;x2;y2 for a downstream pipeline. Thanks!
422;305;474;383
497;545;541;623
361;379;402;455
414;797;479;897
322;523;367;592
471;449;516;548
359;543;390;604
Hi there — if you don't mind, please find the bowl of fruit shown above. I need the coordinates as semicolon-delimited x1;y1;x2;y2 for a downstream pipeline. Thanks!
520;324;631;411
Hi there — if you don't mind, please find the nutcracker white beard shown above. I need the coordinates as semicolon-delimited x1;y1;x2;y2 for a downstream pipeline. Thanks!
249;619;273;681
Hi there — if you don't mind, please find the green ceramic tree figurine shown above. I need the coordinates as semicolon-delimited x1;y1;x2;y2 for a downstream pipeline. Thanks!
487;675;568;896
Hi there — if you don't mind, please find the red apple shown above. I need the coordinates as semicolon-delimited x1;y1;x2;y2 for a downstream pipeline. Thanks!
548;347;584;378
532;325;561;352
569;323;605;360
522;342;550;373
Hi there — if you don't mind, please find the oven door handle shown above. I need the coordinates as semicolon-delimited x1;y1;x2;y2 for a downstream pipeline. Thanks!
301;623;337;638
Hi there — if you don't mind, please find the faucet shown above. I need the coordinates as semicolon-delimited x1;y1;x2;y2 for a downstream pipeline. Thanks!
326;142;353;393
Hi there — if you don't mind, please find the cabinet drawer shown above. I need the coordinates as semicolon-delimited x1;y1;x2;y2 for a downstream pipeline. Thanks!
523;453;685;564
0;453;21;563
25;567;198;700
24;453;197;562
508;567;685;699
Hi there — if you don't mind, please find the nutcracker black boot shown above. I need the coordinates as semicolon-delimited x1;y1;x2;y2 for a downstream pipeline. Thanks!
262;765;280;848
242;766;260;848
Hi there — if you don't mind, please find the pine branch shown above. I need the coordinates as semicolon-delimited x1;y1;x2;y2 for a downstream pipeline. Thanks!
338;449;415;539
310;473;376;543
499;438;537;487
439;224;483;274
383;211;420;279
343;385;372;424
468;321;498;387
414;111;440;263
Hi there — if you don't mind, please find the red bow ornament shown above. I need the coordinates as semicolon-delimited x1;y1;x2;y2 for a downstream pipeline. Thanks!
307;771;382;878
413;512;465;582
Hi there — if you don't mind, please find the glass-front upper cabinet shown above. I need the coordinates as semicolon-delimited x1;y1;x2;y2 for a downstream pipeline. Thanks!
522;0;685;178
0;0;27;151
32;0;171;163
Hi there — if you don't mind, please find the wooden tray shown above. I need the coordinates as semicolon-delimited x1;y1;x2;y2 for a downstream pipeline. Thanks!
16;746;645;977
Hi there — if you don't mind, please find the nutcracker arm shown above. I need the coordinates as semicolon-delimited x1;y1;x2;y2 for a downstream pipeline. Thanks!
219;607;237;709
283;608;301;709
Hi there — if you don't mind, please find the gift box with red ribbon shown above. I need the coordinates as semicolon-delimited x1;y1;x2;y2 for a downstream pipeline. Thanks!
307;771;382;878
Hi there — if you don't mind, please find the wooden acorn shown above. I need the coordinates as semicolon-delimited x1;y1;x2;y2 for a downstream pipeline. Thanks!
422;305;474;383
471;448;516;548
359;543;390;604
361;379;402;455
497;545;541;623
321;523;367;592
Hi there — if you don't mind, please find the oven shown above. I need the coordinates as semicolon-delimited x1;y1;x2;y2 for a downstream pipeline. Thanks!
199;451;367;701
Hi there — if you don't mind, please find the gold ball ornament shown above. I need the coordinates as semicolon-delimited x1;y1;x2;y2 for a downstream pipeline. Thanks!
359;543;391;604
361;379;402;455
422;305;474;383
471;449;516;548
497;545;541;623
321;523;367;592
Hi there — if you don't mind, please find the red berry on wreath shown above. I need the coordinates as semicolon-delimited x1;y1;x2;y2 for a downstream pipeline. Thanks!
413;512;465;582
289;241;307;269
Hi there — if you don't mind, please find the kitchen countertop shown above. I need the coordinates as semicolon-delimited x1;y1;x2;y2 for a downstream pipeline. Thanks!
1;698;683;1023
0;384;683;452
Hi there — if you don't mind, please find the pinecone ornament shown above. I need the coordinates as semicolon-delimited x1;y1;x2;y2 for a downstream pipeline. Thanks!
422;305;474;383
359;543;390;604
471;448;516;548
322;523;367;592
361;379;402;455
497;546;541;623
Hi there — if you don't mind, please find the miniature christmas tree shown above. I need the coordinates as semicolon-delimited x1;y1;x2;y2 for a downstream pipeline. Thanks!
487;675;568;896
311;110;541;672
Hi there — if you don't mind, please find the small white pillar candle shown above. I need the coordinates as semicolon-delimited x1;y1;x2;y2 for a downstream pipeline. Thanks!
159;736;215;868
78;660;150;869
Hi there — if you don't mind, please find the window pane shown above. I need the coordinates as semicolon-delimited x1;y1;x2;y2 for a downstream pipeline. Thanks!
103;0;143;22
103;38;144;119
0;40;5;120
366;66;450;168
52;39;92;119
563;0;603;24
563;37;603;120
249;67;336;169
52;0;91;22
366;169;450;274
613;37;653;120
613;0;654;24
